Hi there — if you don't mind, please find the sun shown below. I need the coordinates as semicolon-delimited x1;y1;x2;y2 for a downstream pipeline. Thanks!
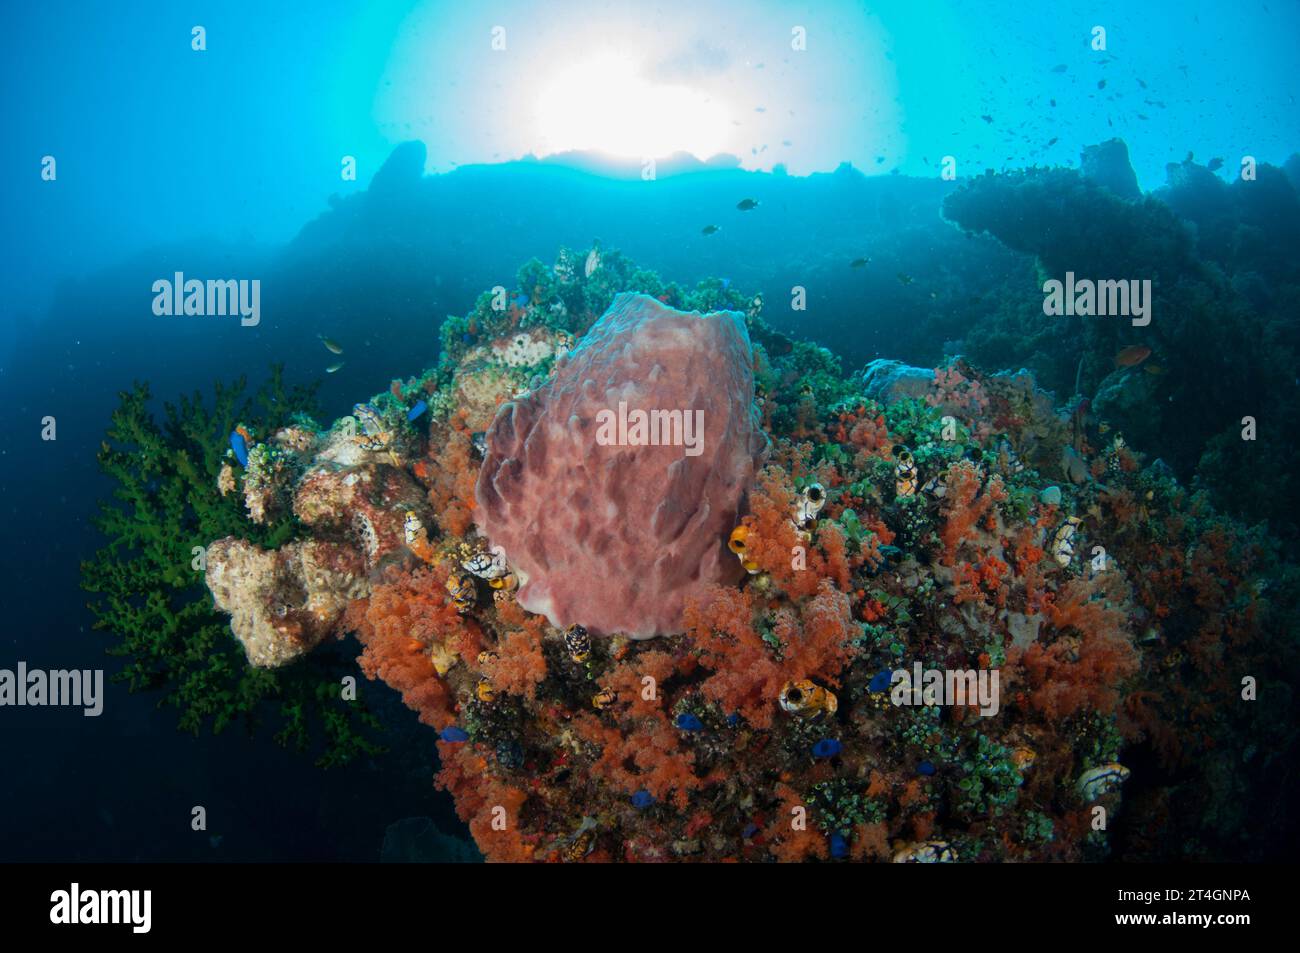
536;54;732;160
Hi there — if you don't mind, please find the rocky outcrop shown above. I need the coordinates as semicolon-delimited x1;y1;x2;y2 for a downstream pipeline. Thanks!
861;359;934;403
1080;138;1141;200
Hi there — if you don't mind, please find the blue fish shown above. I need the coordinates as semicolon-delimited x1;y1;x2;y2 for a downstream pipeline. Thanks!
720;277;732;290
868;670;893;693
726;713;740;727
676;713;703;731
513;293;529;309
742;823;759;839
439;726;470;743
462;333;474;344
229;430;249;467
829;833;848;858
812;738;842;759
918;760;936;776
631;790;655;809
406;399;428;422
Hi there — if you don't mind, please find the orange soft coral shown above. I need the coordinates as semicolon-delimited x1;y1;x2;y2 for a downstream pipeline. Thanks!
351;564;485;727
1009;523;1051;613
832;405;891;457
953;554;1010;607
819;521;854;590
489;619;548;700
436;743;534;862
764;782;829;861
605;650;681;718
423;410;479;538
938;461;1006;564
740;466;856;599
349;605;454;730
794;581;859;681
573;711;703;810
684;585;784;727
685;580;857;729
1013;576;1140;720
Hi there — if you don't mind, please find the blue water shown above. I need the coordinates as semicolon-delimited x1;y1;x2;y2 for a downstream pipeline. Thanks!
1;0;1296;860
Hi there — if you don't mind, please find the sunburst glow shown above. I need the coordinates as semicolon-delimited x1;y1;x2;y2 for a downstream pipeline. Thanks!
536;54;733;160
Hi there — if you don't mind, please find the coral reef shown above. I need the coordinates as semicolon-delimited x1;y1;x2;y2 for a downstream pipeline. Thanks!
117;250;1299;859
941;153;1300;538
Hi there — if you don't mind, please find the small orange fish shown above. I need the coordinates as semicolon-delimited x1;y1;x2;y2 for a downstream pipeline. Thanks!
1114;345;1152;368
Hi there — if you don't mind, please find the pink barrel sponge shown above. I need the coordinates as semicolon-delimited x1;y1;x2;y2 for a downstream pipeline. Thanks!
474;292;767;638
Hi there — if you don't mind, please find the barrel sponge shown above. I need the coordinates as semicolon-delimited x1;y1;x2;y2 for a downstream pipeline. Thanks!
474;292;767;638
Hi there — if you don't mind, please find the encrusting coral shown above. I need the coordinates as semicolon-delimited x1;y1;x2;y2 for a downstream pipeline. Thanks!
93;247;1299;859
